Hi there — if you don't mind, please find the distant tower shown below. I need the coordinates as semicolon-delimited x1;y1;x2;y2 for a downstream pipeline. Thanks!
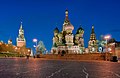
88;25;97;52
16;22;26;47
8;39;12;45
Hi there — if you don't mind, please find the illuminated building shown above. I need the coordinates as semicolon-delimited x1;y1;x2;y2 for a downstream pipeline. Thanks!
8;39;12;45
88;26;98;53
51;10;85;54
16;22;26;47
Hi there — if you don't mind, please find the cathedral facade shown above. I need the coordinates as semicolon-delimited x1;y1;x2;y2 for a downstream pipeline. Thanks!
51;10;85;54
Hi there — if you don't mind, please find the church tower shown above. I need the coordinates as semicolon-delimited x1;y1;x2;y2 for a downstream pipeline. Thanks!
62;10;74;33
75;26;85;53
88;25;97;52
62;10;74;46
52;27;59;47
16;22;26;47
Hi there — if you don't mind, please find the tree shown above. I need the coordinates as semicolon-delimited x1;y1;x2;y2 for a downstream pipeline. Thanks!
37;41;46;54
97;36;106;52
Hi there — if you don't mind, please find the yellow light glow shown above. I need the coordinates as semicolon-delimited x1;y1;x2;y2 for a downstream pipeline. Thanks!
28;49;30;52
15;47;17;50
104;35;111;40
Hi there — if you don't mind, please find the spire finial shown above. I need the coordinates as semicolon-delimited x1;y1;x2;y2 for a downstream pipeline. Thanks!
92;26;94;29
21;21;22;24
91;25;95;33
20;21;23;29
65;9;68;17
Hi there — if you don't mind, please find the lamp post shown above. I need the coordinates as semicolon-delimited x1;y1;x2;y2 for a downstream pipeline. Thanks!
33;38;38;56
104;35;111;61
27;49;31;58
33;38;37;46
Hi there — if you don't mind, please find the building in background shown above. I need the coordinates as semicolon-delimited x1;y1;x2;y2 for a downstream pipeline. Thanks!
8;39;12;45
16;22;26;47
51;10;85;54
0;22;31;57
88;26;98;53
108;39;119;56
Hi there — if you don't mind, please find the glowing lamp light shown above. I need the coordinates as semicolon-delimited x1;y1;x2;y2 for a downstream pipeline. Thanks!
33;38;37;42
104;35;111;40
28;49;30;52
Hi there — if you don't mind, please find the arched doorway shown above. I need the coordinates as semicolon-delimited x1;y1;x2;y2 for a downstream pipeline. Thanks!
61;50;66;56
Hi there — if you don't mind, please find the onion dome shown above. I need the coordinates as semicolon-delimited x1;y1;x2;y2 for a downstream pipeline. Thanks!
63;10;74;31
54;27;59;33
64;24;74;30
58;32;62;38
76;26;84;34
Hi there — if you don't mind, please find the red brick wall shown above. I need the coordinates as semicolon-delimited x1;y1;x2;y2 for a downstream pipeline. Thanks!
40;53;112;61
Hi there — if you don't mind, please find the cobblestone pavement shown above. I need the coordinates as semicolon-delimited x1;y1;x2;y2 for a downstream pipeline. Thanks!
0;58;120;78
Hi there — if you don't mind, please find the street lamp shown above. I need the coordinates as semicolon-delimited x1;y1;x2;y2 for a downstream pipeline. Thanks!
33;38;38;56
33;38;37;46
27;49;31;56
104;35;111;61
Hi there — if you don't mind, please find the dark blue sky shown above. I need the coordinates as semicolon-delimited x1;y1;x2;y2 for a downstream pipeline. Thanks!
0;0;120;51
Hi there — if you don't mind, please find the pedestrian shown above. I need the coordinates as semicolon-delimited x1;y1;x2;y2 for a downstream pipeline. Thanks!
33;56;35;58
26;55;29;59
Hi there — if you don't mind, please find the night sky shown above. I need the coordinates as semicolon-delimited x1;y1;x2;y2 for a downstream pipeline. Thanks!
0;0;120;51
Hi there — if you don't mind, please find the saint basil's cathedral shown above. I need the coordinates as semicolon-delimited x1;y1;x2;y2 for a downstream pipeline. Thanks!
51;10;97;54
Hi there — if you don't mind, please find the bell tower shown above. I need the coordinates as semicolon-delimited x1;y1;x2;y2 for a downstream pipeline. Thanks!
88;25;97;52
